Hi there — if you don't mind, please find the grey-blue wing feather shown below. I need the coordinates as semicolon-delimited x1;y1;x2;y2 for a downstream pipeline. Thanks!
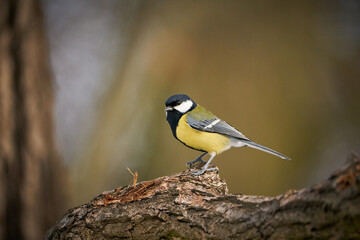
186;106;290;160
187;117;216;129
187;115;249;140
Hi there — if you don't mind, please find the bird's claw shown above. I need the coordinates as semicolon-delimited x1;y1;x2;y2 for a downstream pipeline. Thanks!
186;159;206;169
191;167;217;176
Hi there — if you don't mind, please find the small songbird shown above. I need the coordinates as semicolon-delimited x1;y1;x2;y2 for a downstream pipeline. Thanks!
165;94;290;175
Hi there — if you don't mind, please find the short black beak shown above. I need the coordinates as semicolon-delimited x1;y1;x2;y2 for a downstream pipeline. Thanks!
164;106;173;112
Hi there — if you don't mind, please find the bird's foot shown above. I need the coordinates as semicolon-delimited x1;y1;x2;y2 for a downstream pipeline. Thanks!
191;167;217;176
186;159;206;169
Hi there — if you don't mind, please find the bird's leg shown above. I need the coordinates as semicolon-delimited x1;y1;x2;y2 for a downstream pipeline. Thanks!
192;152;216;176
186;152;207;169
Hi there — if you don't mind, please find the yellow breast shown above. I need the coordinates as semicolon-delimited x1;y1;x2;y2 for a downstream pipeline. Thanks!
176;115;231;154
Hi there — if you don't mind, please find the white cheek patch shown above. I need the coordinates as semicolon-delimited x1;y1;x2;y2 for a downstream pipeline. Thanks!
174;100;193;113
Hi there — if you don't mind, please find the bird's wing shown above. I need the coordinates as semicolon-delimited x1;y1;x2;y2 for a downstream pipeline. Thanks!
186;106;249;140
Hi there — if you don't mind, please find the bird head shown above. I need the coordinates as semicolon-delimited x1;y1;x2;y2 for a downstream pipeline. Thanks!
165;94;197;114
165;94;197;137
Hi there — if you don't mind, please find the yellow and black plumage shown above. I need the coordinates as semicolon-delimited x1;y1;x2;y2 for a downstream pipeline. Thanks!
165;94;290;175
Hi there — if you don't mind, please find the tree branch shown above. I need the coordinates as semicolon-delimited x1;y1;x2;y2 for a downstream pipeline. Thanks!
46;153;360;239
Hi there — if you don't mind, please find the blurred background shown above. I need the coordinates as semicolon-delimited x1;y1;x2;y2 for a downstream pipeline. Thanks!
43;0;360;206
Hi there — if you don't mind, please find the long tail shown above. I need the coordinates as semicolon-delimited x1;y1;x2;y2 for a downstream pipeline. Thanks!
243;140;291;160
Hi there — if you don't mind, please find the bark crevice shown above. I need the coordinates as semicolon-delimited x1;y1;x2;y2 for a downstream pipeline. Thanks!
46;153;360;239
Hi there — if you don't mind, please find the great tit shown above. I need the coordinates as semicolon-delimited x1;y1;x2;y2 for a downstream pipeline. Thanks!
165;94;290;175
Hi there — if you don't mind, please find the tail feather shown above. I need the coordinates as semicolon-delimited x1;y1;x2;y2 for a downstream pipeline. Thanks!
243;140;291;160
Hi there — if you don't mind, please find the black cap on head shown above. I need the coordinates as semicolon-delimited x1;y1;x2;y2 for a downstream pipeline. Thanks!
165;94;193;107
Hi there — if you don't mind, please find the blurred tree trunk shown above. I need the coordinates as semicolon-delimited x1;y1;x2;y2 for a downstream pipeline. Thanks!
0;0;66;240
47;154;360;239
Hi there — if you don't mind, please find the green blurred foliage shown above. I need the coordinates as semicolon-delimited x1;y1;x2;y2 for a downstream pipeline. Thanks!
64;1;360;204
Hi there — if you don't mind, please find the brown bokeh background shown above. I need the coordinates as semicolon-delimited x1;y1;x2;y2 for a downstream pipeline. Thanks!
44;1;360;205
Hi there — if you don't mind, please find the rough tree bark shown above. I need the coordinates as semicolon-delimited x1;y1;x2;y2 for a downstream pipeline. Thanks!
46;153;360;239
0;0;66;240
